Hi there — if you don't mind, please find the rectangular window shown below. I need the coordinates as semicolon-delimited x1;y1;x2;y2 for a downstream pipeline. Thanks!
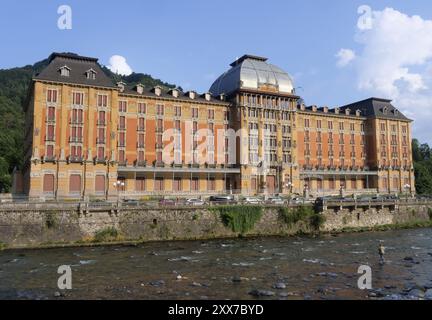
191;178;199;191
136;177;146;192
208;178;215;191
154;178;164;191
43;174;55;193
156;104;164;115
192;108;199;118
208;109;214;119
47;89;58;103
97;94;108;107
173;178;182;192
72;92;84;105
97;146;105;159
138;117;145;131
46;145;54;158
175;106;182;117
95;175;106;193
98;111;105;125
138;103;146;114
69;174;81;193
119;101;127;113
47;107;56;121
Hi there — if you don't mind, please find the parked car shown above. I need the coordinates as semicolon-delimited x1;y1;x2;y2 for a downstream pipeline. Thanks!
290;197;306;204
186;198;206;206
159;199;176;206
266;197;285;205
243;197;262;205
122;199;139;206
209;195;235;205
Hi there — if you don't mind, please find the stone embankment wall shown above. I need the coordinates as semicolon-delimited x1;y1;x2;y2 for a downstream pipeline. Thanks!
0;203;431;249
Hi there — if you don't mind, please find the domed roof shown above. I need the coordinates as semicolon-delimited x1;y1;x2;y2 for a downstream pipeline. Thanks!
209;55;294;96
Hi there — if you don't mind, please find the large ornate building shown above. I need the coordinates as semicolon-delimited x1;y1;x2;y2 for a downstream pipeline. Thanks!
21;53;415;200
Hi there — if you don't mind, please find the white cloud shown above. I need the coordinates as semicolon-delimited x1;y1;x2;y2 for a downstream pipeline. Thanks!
348;7;432;143
336;48;356;67
107;55;133;76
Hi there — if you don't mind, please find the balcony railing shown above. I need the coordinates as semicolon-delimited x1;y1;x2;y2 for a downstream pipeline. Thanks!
96;138;106;144
69;137;83;143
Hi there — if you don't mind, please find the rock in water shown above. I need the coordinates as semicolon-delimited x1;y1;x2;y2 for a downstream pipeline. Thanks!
424;289;432;300
273;283;286;290
248;289;275;297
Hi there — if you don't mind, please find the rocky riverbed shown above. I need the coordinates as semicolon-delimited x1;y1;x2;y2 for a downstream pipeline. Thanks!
1;228;432;300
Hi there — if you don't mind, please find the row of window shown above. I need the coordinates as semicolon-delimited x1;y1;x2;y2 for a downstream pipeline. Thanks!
42;174;219;194
304;118;366;132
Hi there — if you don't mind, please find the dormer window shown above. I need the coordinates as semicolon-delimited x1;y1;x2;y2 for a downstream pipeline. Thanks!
86;69;97;80
188;91;196;100
117;82;126;92
219;93;226;101
170;88;179;98
356;109;361;117
393;109;399;115
59;66;71;77
154;86;162;96
383;107;388;114
204;93;211;101
345;108;351;115
334;108;340;114
136;84;144;94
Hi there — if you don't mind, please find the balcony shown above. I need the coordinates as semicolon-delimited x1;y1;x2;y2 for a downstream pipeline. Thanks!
118;142;126;148
137;142;145;149
156;127;164;133
137;127;146;132
45;136;55;142
69;120;84;125
96;138;106;144
69;137;83;143
68;156;83;164
96;121;106;126
155;143;164;150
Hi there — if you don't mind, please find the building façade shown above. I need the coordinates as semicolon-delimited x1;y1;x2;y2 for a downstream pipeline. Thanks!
20;53;415;200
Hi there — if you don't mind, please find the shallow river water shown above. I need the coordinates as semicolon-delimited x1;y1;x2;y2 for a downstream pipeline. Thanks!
1;228;432;300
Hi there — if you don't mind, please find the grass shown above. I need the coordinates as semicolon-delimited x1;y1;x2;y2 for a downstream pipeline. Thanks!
211;205;263;234
93;227;120;243
0;242;6;251
338;220;432;234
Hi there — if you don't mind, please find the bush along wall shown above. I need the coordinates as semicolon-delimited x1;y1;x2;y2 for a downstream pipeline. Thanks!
278;205;326;232
211;206;263;235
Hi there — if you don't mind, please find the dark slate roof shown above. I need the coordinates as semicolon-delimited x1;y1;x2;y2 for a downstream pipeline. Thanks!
34;52;117;88
340;97;411;121
120;85;230;106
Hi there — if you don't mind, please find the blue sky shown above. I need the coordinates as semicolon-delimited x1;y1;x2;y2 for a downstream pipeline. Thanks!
1;0;432;142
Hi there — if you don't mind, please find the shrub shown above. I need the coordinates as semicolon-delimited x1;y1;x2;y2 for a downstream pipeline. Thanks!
45;212;58;229
279;205;325;231
212;206;263;234
279;206;313;225
0;242;6;251
93;227;119;243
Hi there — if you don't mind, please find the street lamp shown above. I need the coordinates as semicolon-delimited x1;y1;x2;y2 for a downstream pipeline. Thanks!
113;180;125;206
404;184;411;199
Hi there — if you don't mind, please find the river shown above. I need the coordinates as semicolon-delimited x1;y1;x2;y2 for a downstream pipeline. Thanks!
1;228;432;300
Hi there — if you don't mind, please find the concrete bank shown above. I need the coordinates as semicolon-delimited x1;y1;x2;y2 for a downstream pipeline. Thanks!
0;202;431;250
